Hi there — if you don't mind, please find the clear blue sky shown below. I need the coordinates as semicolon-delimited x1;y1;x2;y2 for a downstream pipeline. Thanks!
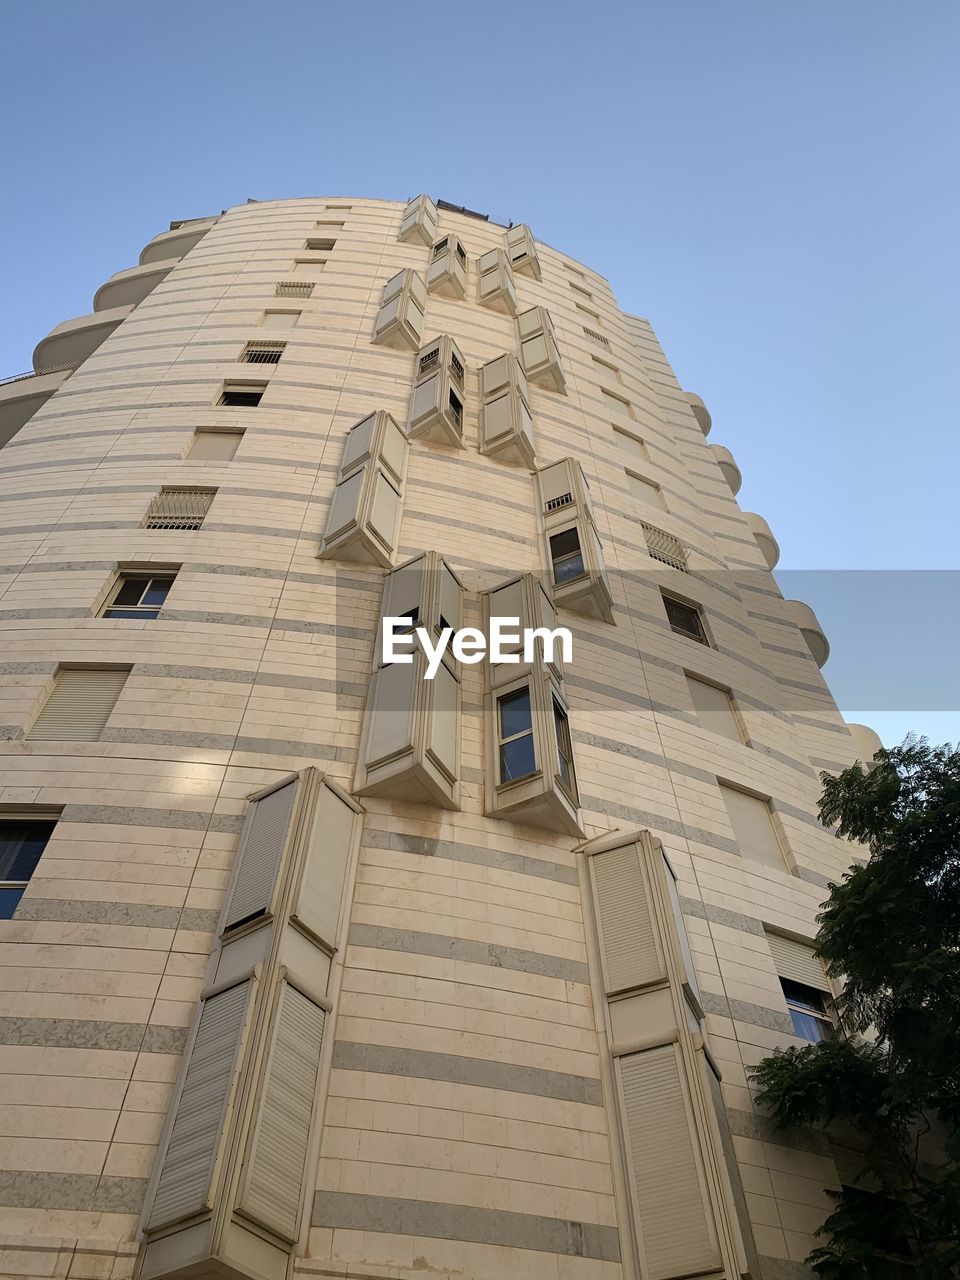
2;1;957;748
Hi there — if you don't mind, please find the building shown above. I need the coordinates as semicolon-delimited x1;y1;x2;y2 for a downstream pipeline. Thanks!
0;195;883;1280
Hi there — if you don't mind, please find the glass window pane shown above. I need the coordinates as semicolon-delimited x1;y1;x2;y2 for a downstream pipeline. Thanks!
141;578;173;606
113;576;151;606
550;528;581;560
781;979;827;1014
789;1008;833;1042
552;552;585;583
499;689;532;739
105;607;162;620
0;821;55;880
500;733;536;782
0;887;25;920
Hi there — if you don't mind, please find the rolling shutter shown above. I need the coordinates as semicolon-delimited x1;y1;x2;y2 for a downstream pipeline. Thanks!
238;983;326;1241
720;784;785;869
619;1045;721;1279
222;779;298;933
628;473;662;509
766;931;829;991
591;843;663;994
687;676;741;742
27;668;129;742
148;979;252;1230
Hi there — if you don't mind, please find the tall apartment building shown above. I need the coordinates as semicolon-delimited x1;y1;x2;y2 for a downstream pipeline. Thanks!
0;196;883;1280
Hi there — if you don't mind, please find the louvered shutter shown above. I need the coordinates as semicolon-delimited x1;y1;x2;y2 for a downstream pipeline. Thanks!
687;676;741;742
27;669;128;742
766;931;829;991
148;979;252;1230
619;1045;721;1279
720;785;785;869
222;779;298;933
188;431;242;461
591;843;664;994
238;983;325;1240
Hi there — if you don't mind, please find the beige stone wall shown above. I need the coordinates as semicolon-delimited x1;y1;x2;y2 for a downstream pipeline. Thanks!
0;197;867;1279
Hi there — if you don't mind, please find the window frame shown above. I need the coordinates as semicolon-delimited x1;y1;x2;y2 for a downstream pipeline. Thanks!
549;525;587;586
496;686;538;786
0;814;59;920
780;977;835;1043
661;591;710;645
217;383;265;408
101;569;178;620
552;695;577;802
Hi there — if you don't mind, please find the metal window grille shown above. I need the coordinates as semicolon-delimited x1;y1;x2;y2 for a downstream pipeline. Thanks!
418;348;440;377
545;492;573;513
242;343;285;365
432;238;449;259
642;523;689;571
583;327;609;346
450;352;464;384
144;488;216;531
275;281;313;297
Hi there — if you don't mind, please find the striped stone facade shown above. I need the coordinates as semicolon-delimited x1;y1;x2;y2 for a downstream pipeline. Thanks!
0;196;876;1280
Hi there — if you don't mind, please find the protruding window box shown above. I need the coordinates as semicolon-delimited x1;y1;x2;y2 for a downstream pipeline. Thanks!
477;248;518;315
372;269;426;350
479;353;535;467
505;223;542;279
518;306;566;393
354;552;464;810
407;337;467;447
319;411;408;567
398;194;438;245
536;457;614;623
482;575;582;836
426;235;468;299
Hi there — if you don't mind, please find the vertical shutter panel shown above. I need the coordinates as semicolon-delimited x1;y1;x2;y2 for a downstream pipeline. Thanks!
188;431;242;461
687;676;741;742
148;980;252;1230
238;984;325;1241
591;844;663;994
294;782;356;948
720;785;785;869
427;661;459;782
619;1045;721;1279
223;780;297;932
766;931;829;990
27;669;128;742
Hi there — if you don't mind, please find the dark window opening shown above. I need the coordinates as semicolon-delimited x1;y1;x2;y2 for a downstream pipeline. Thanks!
104;574;175;620
662;593;707;644
0;819;56;920
219;389;263;408
550;528;585;584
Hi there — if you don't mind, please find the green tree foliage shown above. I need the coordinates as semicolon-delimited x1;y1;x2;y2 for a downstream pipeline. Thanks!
749;737;960;1278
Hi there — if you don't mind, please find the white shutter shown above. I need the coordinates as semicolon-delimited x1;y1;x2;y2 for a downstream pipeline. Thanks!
628;472;662;509
720;785;785;869
28;669;128;742
615;428;647;469
294;781;357;948
148;979;252;1229
188;431;242;462
687;676;741;742
238;983;325;1241
222;780;298;933
766;931;829;991
619;1045;721;1279
591;843;664;994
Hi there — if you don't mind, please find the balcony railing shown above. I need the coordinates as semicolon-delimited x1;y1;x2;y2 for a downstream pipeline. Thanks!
0;363;74;387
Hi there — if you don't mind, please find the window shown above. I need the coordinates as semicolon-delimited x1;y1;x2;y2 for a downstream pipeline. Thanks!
187;429;243;462
0;818;56;919
615;427;649;469
144;488;216;531
782;980;834;1042
432;237;449;259
102;572;176;619
553;698;575;795
601;387;633;418
260;310;300;329
550;528;585;584
593;356;621;382
305;238;336;252
450;350;464;385
498;688;536;783
275;281;313;298
27;668;130;742
241;342;285;365
662;592;707;643
576;303;601;325
448;389;463;427
219;384;264;407
721;785;785;869
569;282;593;300
418;347;440;377
642;523;688;571
292;257;326;276
686;675;742;742
628;472;664;510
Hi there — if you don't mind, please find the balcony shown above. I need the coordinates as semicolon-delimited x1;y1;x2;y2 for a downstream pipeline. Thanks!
684;391;712;435
32;305;132;375
0;367;72;447
138;217;217;266
710;443;742;494
745;512;780;568
846;722;883;767
784;598;830;667
93;259;178;312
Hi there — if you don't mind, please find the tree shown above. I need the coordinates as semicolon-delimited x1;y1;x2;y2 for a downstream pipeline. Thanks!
749;737;960;1278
